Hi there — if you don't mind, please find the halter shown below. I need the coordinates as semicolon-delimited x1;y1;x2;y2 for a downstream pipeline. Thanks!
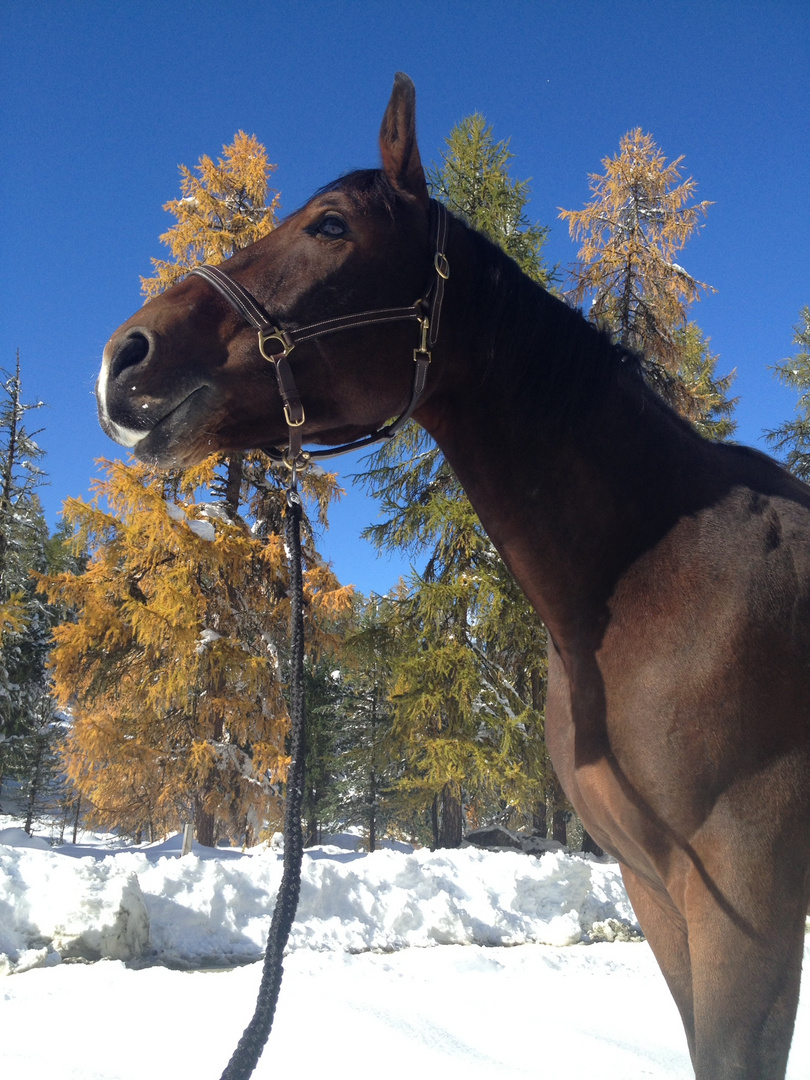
190;199;450;470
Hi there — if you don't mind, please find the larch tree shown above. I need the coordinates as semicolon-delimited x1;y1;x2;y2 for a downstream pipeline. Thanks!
766;306;810;480
141;131;280;299
47;130;351;847
559;129;735;427
39;456;351;846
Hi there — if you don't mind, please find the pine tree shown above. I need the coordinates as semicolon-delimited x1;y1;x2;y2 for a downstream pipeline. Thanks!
141;131;280;299
0;355;55;802
559;129;735;427
359;429;549;848
674;323;737;441
427;113;551;284
766;306;810;480
38;456;351;845
318;595;404;850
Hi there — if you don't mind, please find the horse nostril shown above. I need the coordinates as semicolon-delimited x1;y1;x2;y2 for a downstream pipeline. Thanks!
109;331;152;381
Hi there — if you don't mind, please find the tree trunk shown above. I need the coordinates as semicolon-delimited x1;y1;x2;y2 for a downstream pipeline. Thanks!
195;804;216;847
72;795;81;844
430;794;439;851
367;769;377;853
582;829;604;857
535;799;548;838
304;817;318;847
24;735;45;835
223;453;244;519
438;782;463;848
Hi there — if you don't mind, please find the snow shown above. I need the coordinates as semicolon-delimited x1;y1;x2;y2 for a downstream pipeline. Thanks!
163;500;217;541
0;825;807;1079
187;517;216;541
164;500;185;522
196;628;223;652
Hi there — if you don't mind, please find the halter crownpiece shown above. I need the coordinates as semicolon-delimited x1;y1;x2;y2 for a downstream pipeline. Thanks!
190;199;450;468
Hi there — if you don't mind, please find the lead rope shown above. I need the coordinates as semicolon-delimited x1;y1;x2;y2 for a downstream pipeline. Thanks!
218;468;307;1080
207;202;450;1079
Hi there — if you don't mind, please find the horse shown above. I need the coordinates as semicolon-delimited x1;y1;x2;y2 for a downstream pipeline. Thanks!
97;74;809;1078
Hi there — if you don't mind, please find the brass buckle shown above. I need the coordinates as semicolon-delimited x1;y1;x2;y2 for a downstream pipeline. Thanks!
284;404;306;428
417;316;430;355
259;328;294;361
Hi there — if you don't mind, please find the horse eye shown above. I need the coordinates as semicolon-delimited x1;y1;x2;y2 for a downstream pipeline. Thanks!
316;215;347;238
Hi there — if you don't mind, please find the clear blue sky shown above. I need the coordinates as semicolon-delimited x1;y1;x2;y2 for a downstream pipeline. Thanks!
2;1;808;594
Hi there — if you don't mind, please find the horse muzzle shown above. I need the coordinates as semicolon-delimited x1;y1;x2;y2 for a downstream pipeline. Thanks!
97;326;213;466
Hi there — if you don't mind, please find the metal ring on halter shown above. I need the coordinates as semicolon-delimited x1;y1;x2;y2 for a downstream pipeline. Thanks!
259;329;295;361
281;447;311;471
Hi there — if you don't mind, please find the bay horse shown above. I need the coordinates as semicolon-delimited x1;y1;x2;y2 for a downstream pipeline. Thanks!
98;74;809;1078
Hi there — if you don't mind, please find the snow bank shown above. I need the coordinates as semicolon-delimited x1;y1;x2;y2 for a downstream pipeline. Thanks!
0;843;150;974
0;833;638;974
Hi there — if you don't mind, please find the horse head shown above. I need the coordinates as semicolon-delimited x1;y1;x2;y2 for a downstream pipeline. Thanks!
97;74;436;469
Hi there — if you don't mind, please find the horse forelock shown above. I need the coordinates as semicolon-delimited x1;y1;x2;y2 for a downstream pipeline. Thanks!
298;169;403;219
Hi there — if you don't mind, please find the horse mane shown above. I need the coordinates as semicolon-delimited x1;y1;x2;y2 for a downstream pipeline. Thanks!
448;216;656;429
312;169;682;433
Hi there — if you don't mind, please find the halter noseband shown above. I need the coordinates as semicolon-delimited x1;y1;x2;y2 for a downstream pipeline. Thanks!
190;199;450;469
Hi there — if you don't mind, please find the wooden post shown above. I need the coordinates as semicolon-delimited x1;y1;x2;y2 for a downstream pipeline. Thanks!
181;822;194;856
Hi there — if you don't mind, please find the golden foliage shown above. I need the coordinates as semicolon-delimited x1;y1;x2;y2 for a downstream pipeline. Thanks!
141;131;280;299
560;129;715;408
0;593;28;644
37;457;352;842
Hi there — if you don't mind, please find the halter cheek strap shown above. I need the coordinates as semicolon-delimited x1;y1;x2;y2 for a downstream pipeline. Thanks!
190;199;450;468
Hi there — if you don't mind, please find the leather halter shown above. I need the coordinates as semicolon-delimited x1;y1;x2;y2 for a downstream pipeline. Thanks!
190;199;450;468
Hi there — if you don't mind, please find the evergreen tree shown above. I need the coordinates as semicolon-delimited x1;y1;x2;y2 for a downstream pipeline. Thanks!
318;595;404;850
427;113;551;284
559;129;735;429
674;323;737;441
355;117;555;847
0;355;54;801
766;306;810;480
359;429;549;847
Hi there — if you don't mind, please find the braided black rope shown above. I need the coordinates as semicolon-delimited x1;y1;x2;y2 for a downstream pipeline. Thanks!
219;485;307;1080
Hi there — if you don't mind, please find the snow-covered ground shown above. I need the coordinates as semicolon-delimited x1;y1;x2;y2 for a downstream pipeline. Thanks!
1;821;808;1079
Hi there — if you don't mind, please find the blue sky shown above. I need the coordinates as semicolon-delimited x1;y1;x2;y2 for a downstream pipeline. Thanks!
2;1;808;594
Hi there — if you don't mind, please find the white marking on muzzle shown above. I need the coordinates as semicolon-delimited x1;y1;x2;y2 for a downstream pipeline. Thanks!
97;351;146;449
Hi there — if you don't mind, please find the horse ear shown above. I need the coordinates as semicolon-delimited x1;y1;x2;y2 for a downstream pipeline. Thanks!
379;72;430;208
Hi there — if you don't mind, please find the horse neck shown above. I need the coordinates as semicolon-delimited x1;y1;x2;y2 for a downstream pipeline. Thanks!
416;221;708;652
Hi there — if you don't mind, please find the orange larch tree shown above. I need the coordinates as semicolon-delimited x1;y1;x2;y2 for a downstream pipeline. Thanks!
141;131;280;299
38;456;351;846
559;129;735;427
